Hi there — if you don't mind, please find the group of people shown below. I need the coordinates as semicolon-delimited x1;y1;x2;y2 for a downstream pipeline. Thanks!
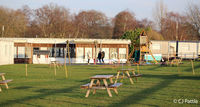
87;51;105;64
97;51;105;63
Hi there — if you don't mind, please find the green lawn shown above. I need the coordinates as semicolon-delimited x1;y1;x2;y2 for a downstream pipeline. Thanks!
0;61;200;107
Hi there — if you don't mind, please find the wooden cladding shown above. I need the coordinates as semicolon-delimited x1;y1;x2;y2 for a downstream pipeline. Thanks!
76;44;127;48
15;43;73;47
15;43;128;48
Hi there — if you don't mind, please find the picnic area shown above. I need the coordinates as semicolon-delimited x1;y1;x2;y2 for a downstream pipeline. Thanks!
0;61;200;107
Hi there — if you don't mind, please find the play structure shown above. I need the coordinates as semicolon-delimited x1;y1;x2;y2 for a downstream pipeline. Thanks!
127;30;158;64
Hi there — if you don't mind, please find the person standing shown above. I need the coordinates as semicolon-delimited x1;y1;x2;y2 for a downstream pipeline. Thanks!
98;51;102;63
87;51;91;65
101;51;105;63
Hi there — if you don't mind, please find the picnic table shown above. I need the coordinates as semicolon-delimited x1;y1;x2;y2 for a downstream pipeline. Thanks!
115;68;142;84
0;73;12;92
50;61;62;68
81;75;122;97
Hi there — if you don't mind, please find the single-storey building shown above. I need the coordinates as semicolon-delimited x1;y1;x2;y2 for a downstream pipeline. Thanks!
0;38;131;64
150;40;200;59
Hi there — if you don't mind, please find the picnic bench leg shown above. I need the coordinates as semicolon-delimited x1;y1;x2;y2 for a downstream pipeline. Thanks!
132;71;138;81
113;88;118;95
93;89;96;94
1;75;9;89
5;83;9;89
93;79;100;95
2;75;5;80
85;79;95;97
103;79;112;97
109;78;113;84
132;71;136;76
126;71;134;84
115;71;120;84
122;72;125;79
96;79;100;86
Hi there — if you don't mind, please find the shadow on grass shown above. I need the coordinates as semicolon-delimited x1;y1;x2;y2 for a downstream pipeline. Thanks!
182;63;200;72
143;74;200;80
147;65;162;71
0;81;97;107
108;75;177;107
14;86;33;90
33;66;49;69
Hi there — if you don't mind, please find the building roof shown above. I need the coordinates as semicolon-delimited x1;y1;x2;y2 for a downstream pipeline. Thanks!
0;38;131;44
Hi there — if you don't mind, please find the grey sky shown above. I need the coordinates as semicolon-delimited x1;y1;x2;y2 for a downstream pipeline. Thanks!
0;0;199;20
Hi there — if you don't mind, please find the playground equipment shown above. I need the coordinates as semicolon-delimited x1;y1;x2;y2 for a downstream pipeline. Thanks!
127;30;158;64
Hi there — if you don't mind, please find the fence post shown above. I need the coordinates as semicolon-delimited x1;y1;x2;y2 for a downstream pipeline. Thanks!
191;60;195;75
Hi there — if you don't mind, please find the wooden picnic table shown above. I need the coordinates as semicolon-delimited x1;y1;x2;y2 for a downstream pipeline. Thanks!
81;75;122;97
115;68;135;84
0;73;12;92
50;61;62;68
115;68;142;84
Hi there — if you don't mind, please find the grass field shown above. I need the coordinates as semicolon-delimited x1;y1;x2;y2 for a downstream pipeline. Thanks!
0;61;200;107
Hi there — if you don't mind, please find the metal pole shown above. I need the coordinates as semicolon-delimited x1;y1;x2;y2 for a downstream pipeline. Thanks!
54;40;56;76
67;40;71;64
2;25;4;38
25;42;28;76
64;41;68;78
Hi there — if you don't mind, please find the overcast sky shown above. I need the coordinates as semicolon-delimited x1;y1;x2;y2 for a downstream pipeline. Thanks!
0;0;199;20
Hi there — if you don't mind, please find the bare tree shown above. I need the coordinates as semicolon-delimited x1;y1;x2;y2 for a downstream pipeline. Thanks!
153;0;168;33
74;10;110;38
186;3;200;37
34;3;70;38
162;12;199;40
0;6;28;37
113;10;137;39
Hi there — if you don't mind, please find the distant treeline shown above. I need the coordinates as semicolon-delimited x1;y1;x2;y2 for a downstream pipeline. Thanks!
0;1;199;40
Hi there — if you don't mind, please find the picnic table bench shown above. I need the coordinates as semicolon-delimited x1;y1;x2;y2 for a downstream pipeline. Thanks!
115;68;142;84
0;73;12;92
49;61;62;68
81;75;122;97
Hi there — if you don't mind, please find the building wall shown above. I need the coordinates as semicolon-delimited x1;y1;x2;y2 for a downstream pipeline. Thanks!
198;42;200;55
178;42;198;59
76;43;128;63
13;42;129;64
150;41;200;59
150;41;169;57
0;40;14;65
168;41;177;57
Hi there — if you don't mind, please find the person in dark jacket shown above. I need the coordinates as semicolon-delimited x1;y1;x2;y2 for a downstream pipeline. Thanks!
98;51;102;63
101;51;105;63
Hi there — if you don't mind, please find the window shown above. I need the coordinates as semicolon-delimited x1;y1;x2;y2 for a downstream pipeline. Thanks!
85;48;92;59
48;48;54;57
48;47;64;57
77;47;84;59
101;48;109;59
18;47;25;58
25;47;32;58
14;47;17;58
56;48;61;57
94;48;101;58
119;48;126;59
70;47;76;58
40;47;47;50
33;47;39;53
110;48;118;59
